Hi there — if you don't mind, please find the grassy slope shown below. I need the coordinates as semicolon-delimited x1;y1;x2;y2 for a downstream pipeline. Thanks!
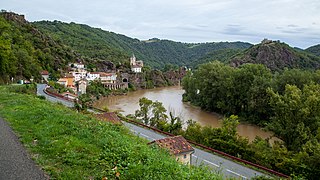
0;86;220;179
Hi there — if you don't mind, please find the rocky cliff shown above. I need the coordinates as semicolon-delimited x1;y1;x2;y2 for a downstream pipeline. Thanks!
230;39;320;71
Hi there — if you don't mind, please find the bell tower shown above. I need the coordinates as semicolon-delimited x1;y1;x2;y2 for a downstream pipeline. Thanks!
130;54;136;66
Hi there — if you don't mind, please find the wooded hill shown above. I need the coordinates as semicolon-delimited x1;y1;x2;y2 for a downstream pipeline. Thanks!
306;44;320;57
33;21;252;68
230;39;320;71
0;12;78;84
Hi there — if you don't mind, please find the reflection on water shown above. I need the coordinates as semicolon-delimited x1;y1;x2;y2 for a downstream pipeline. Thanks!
94;86;274;141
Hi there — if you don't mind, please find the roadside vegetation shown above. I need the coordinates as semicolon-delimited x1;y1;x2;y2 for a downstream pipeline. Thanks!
182;61;320;179
0;85;221;179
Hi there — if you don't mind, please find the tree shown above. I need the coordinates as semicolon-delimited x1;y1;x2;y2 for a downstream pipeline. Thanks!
267;84;320;151
77;94;93;111
221;115;239;138
167;111;183;135
150;101;167;127
135;97;153;125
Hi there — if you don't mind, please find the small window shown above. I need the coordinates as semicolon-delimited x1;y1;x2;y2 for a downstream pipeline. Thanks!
184;154;187;159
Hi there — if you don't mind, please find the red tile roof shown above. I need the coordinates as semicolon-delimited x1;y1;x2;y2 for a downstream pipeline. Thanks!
149;136;194;155
95;112;122;125
40;70;49;75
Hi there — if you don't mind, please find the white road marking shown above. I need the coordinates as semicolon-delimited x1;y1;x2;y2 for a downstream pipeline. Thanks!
226;169;247;179
203;159;220;168
138;133;155;140
192;154;198;158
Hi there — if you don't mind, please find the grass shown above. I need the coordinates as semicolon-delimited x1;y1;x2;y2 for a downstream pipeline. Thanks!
0;86;222;179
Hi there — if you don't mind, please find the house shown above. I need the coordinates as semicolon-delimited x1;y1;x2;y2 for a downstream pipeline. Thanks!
78;79;88;95
69;62;85;69
148;136;194;165
131;65;142;73
70;69;87;82
130;54;143;73
99;72;117;84
86;72;100;81
95;112;122;125
40;70;49;82
61;92;78;100
57;75;76;92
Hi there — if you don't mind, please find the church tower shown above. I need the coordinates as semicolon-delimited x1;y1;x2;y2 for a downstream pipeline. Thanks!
130;54;136;66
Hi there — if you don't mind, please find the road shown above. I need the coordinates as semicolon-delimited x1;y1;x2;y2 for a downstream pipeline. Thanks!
37;84;74;107
37;84;267;179
0;117;47;180
124;122;266;179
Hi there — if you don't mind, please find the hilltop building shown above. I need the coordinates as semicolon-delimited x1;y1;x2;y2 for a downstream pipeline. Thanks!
130;54;143;73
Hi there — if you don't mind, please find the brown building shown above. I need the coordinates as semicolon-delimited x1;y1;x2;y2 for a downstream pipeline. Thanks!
148;136;194;165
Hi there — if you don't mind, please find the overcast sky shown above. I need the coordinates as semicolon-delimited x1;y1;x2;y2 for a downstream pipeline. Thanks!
1;0;319;48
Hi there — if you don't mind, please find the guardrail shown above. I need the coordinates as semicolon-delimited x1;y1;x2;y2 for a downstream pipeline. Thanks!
43;87;75;102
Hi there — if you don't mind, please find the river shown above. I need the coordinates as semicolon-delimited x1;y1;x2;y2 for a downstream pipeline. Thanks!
94;86;274;141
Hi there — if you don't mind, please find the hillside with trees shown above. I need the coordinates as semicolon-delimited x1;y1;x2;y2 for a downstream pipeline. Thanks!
305;44;320;56
0;11;79;84
189;48;244;68
33;21;252;68
230;39;320;71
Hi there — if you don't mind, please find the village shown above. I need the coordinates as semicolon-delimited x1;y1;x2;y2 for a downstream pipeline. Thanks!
40;54;144;100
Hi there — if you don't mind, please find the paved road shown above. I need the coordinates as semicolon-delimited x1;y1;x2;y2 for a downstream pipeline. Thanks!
0;118;47;180
37;84;74;107
124;122;266;179
36;84;268;179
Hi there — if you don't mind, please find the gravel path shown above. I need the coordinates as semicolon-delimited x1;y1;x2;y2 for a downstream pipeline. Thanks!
0;117;47;180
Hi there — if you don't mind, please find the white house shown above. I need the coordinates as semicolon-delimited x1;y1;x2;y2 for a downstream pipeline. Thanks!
99;72;117;83
70;69;87;82
69;62;85;69
86;72;100;81
131;65;142;73
78;79;88;95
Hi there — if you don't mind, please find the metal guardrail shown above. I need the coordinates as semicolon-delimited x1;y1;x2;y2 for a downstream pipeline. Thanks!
43;87;75;102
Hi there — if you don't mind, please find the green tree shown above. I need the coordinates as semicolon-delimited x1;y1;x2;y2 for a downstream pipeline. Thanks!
221;115;239;138
150;101;168;127
135;97;153;125
267;84;320;151
167;111;183;135
76;94;93;111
